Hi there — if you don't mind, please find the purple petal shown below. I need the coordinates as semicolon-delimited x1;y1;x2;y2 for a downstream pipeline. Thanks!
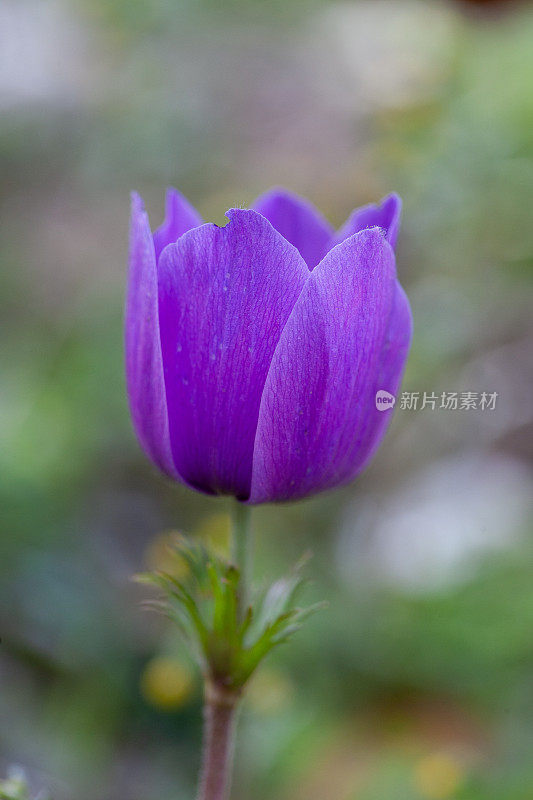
249;228;406;503
252;188;334;270
158;209;310;498
153;187;203;261
125;193;179;478
345;280;412;476
334;193;402;250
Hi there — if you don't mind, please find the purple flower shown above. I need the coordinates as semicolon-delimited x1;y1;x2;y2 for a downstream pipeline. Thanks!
126;188;412;503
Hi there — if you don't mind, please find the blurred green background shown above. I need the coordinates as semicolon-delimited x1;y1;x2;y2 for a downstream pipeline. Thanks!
1;0;533;798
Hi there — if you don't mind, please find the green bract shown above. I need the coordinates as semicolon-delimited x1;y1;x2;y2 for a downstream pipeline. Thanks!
137;539;325;694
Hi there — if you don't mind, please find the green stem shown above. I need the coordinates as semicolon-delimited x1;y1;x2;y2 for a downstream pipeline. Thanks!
230;501;252;618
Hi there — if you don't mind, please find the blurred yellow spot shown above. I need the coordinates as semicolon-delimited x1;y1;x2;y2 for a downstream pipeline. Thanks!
246;667;294;715
144;515;229;588
414;752;463;799
144;530;188;579
141;657;195;711
194;512;231;556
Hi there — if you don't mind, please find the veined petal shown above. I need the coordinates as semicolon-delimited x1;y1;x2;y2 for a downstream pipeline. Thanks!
334;193;402;250
249;228;402;504
153;187;203;261
158;209;310;498
125;192;178;478
252;188;334;269
336;280;412;481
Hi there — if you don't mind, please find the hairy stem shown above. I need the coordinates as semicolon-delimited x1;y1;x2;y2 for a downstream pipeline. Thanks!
196;501;251;800
197;683;240;800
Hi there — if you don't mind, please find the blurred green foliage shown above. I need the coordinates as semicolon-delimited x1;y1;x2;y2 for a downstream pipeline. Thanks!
1;0;532;798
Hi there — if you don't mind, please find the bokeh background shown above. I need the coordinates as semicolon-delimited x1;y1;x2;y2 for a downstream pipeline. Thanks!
1;0;533;798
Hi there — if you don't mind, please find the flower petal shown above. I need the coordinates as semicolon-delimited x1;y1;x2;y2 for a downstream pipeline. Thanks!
153;187;203;261
157;209;310;498
249;228;404;503
334;193;402;250
252;188;334;269
125;192;179;478
337;279;412;480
